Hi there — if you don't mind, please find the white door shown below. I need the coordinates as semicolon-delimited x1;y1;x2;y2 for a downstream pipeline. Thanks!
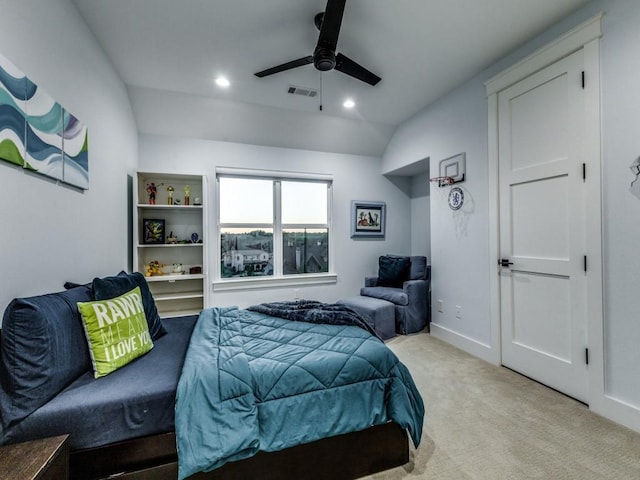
498;49;588;403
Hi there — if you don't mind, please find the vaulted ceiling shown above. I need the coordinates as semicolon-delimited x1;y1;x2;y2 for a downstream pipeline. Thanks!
72;0;590;156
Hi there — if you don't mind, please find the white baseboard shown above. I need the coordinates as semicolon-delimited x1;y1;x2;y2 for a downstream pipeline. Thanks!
591;394;640;435
430;322;499;365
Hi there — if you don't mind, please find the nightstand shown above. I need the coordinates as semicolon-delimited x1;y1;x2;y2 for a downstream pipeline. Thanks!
0;435;69;479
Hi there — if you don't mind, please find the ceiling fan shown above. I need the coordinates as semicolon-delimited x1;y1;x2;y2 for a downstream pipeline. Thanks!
254;0;381;86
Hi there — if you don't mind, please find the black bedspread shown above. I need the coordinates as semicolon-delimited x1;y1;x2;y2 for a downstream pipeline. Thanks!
247;300;380;339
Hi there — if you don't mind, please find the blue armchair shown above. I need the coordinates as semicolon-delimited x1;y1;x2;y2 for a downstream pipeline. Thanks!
360;255;430;334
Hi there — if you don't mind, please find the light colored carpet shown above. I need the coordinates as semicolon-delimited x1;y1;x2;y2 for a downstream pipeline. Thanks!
365;332;640;480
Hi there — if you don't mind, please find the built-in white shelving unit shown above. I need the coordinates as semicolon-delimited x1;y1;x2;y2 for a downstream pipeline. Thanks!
133;172;208;317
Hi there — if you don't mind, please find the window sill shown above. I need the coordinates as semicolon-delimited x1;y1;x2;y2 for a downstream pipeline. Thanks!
212;274;337;292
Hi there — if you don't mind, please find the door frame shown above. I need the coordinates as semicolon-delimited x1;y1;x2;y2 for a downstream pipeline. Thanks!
485;14;603;407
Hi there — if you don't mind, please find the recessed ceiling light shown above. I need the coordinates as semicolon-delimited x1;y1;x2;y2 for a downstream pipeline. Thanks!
215;76;230;88
343;98;355;109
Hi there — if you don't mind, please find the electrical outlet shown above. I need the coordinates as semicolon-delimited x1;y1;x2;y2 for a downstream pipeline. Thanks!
293;289;300;300
455;305;462;319
437;299;444;313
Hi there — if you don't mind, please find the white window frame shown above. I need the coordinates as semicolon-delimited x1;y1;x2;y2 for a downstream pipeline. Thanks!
213;168;336;292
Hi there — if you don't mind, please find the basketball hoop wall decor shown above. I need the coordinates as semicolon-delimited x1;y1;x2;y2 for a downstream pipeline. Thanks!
430;152;466;187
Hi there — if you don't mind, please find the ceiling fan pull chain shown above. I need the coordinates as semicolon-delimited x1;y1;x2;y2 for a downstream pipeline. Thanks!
319;72;323;111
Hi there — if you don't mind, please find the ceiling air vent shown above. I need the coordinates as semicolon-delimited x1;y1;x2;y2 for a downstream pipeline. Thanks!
287;85;318;98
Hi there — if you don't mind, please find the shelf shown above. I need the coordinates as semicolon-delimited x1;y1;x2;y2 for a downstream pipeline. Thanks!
154;291;204;302
145;273;204;282
134;171;208;318
137;204;203;210
138;243;203;248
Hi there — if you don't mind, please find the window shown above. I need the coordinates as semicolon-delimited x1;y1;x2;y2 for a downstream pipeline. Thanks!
218;172;331;281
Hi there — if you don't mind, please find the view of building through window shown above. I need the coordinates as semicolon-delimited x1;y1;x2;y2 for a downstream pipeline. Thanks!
219;175;330;279
220;228;274;277
283;229;328;275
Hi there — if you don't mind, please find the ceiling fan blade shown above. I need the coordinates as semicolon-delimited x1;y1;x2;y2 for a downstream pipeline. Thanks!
255;56;314;78
335;53;381;86
316;0;346;52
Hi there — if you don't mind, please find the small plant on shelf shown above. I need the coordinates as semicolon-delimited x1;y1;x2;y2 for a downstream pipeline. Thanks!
145;260;165;277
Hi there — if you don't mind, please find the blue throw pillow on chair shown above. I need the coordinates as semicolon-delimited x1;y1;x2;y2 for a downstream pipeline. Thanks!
377;255;411;288
408;256;427;280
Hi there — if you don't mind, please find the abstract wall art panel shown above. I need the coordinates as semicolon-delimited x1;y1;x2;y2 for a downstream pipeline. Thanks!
0;50;89;189
25;85;64;181
0;53;27;167
62;109;89;189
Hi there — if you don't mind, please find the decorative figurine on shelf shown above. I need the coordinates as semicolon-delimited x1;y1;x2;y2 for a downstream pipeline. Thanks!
145;260;165;277
191;232;199;244
166;231;178;244
184;185;190;206
146;182;157;204
172;263;183;274
166;185;174;205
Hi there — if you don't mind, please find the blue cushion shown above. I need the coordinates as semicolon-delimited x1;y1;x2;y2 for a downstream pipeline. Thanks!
92;271;166;341
377;255;411;288
0;285;93;430
337;297;396;340
360;286;409;306
409;256;427;280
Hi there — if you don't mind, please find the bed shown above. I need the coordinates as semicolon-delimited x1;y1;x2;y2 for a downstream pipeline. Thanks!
176;305;423;479
0;276;424;479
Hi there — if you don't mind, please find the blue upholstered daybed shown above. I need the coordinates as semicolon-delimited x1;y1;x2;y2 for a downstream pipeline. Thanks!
0;273;424;480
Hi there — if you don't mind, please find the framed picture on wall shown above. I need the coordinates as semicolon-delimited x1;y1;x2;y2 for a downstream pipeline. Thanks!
143;219;165;244
350;201;386;238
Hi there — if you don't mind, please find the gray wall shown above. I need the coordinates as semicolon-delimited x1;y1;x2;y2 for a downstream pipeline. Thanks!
385;78;491;344
410;172;431;260
138;133;412;308
383;0;640;429
599;0;640;408
0;0;139;319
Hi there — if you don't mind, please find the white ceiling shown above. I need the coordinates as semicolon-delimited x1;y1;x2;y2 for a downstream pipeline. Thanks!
72;0;590;156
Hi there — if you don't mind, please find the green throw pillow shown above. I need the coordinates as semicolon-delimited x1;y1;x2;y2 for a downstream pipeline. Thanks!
77;286;154;378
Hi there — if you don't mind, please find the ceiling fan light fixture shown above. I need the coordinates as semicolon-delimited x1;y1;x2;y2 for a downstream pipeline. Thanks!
215;76;230;88
314;47;335;71
254;0;381;86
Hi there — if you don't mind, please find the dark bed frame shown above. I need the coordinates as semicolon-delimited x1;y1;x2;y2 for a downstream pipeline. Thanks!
69;422;408;480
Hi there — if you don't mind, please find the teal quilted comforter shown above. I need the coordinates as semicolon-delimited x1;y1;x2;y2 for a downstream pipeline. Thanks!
175;306;424;480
